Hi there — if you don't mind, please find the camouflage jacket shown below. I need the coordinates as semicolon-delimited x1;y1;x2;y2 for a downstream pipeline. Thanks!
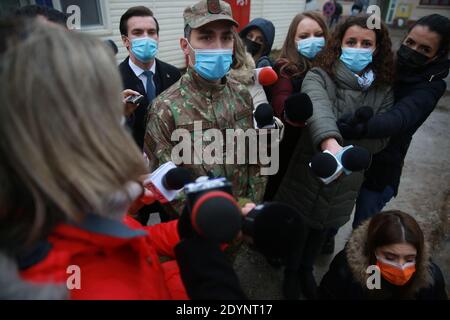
144;67;267;209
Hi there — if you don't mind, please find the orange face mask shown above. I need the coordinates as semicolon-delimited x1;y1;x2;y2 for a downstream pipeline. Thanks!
376;256;416;286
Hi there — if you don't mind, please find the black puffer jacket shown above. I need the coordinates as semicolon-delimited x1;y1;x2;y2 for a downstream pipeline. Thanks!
319;220;448;300
362;59;449;195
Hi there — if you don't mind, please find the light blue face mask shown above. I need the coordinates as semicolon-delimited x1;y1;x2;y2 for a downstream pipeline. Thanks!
130;37;158;63
188;41;233;81
297;37;325;59
340;47;373;73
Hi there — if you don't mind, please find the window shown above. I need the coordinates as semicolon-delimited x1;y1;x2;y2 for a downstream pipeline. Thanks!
59;0;102;27
419;0;450;5
52;0;111;33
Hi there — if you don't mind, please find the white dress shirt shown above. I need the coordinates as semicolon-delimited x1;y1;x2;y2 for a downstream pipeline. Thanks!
128;58;156;93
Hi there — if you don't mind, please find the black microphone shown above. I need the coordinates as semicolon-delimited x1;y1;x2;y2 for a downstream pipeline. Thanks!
242;202;305;260
339;146;371;172
284;93;313;123
144;163;194;203
348;106;374;126
104;39;118;56
190;191;242;243
310;152;338;178
254;103;275;128
162;167;193;190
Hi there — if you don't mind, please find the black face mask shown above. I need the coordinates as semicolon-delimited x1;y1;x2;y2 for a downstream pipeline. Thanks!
243;38;262;57
397;44;430;70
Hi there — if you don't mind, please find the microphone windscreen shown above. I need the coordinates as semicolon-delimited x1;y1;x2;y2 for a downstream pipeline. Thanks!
104;39;118;55
163;167;193;190
310;152;338;178
256;67;278;86
247;202;305;259
254;103;274;128
354;106;374;122
191;191;242;243
284;93;313;122
340;146;371;171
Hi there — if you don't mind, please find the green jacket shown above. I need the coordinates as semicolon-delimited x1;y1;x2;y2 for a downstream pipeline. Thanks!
275;61;393;230
144;68;267;209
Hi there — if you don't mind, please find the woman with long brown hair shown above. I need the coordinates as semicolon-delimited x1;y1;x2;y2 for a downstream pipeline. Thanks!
274;15;395;299
264;11;329;198
263;12;330;299
320;211;447;299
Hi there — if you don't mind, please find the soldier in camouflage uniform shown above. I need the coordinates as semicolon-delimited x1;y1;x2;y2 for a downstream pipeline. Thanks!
144;0;267;213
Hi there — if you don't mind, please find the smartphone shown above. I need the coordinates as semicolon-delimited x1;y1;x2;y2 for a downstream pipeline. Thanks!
125;94;144;105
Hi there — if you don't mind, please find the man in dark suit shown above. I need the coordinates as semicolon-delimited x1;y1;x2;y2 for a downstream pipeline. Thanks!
119;6;181;225
119;6;181;150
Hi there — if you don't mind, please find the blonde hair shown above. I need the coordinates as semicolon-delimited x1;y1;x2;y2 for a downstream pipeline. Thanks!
231;29;253;70
0;19;147;252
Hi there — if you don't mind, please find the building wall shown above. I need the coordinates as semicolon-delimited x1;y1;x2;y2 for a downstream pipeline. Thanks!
83;0;306;68
249;0;306;51
411;3;450;21
313;0;355;16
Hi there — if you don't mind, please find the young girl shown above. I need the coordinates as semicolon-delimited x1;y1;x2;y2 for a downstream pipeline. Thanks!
275;15;395;299
320;211;447;300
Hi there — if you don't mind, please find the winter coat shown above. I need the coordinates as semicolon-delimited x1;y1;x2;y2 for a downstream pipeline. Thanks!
319;219;448;300
18;215;186;299
229;52;268;107
362;58;450;195
275;61;393;230
263;59;306;200
18;214;245;300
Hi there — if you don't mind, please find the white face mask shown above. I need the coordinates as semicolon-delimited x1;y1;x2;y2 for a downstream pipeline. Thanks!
376;255;416;270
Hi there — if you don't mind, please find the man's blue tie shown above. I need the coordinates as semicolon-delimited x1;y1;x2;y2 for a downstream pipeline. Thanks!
143;70;156;103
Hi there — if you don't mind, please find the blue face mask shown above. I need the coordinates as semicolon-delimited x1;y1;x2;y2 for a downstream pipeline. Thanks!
297;37;325;59
130;37;158;63
188;41;233;81
340;47;373;73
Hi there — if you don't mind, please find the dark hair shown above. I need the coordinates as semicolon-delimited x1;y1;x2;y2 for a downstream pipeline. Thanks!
314;15;394;86
184;25;192;39
408;14;450;58
366;210;425;277
277;11;329;78
15;5;68;27
119;6;159;36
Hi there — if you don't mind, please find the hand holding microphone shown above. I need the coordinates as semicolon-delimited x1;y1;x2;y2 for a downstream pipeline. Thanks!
127;163;193;215
337;106;374;139
310;145;371;184
241;202;305;262
254;67;278;87
178;195;305;263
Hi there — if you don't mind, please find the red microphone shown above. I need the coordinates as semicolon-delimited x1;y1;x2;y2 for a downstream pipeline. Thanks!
255;67;278;86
